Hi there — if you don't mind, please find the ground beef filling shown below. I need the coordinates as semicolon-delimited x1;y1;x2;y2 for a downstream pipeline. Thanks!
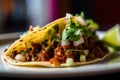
10;36;109;66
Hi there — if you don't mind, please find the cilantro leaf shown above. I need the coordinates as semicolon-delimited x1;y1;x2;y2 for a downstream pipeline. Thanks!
85;30;94;37
69;34;80;41
87;19;99;30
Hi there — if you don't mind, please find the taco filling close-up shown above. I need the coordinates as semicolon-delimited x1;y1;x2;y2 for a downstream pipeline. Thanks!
2;12;110;67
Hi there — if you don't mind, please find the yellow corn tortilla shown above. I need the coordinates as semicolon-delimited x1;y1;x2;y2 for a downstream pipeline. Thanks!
2;16;110;68
2;53;110;67
4;17;67;55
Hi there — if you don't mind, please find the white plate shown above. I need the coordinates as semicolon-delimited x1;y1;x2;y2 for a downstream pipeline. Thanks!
0;31;120;78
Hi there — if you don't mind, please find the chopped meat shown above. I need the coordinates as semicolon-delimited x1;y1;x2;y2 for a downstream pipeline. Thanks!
10;51;17;59
37;50;51;61
10;31;109;66
65;50;73;58
32;43;42;53
54;45;63;55
49;58;62;67
54;46;66;63
25;53;32;61
83;36;89;48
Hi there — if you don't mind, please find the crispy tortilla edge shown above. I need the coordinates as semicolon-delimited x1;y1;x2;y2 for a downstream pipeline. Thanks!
2;52;110;68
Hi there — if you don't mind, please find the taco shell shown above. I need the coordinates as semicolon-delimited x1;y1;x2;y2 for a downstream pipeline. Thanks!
2;14;110;67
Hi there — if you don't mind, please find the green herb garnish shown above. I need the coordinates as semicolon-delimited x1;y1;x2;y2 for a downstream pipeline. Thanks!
62;12;99;41
85;30;94;37
87;19;99;30
21;50;26;56
80;11;85;19
69;49;83;52
42;39;48;47
62;16;82;41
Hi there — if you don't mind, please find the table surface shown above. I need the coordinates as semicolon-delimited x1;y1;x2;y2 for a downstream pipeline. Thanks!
0;31;120;80
0;72;120;80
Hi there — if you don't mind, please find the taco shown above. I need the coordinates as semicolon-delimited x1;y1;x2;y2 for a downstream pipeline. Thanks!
2;12;110;67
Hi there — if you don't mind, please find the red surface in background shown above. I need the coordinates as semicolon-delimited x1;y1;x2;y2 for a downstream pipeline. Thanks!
49;0;59;21
93;0;120;29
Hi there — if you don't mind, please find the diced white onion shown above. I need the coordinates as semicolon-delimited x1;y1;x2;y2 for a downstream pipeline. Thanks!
19;33;26;38
15;54;25;62
66;58;74;65
61;39;70;46
80;55;86;62
73;37;84;46
33;25;40;31
56;33;61;38
76;16;87;26
65;13;73;19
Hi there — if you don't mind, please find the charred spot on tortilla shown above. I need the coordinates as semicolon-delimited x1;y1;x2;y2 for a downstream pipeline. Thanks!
43;27;47;29
38;29;42;32
13;47;16;50
47;30;51;34
4;48;8;52
30;35;33;37
19;43;22;46
19;39;23;42
33;32;36;33
53;24;59;33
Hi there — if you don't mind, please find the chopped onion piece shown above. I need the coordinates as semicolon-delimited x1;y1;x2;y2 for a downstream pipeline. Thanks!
65;13;73;19
80;55;86;62
73;37;84;46
15;54;25;62
76;16;87;26
61;39;70;46
66;58;74;65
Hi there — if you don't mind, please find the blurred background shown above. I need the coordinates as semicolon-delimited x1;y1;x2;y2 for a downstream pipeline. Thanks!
0;0;120;34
